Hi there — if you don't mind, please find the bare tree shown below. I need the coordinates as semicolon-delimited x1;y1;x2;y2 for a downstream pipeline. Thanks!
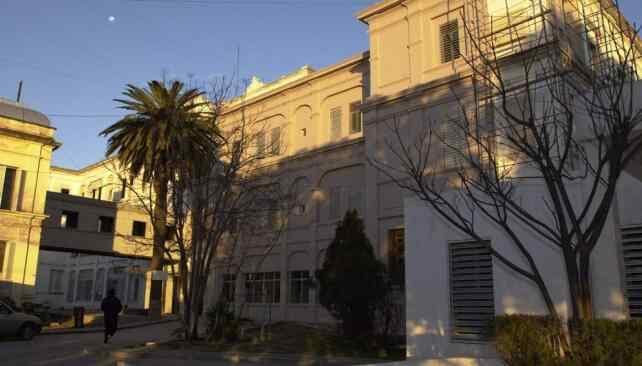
369;0;642;332
113;77;296;341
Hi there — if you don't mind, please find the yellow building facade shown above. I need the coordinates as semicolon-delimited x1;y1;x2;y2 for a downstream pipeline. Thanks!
0;98;58;303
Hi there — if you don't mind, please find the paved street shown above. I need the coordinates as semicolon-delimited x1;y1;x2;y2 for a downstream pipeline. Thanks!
0;320;377;366
0;321;179;366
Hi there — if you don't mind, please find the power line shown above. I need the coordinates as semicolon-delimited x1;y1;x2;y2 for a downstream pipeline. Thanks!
47;114;124;118
128;0;372;8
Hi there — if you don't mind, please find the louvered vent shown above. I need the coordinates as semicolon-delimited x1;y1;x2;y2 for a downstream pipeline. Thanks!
449;240;494;341
622;226;642;318
440;20;461;63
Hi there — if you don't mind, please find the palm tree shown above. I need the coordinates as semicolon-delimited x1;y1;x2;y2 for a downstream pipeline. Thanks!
100;80;218;317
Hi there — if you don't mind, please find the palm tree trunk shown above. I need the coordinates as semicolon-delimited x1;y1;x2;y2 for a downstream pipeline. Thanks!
149;177;168;319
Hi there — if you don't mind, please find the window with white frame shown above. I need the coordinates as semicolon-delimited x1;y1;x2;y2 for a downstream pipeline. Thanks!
49;269;64;294
221;274;236;303
256;131;266;157
245;272;280;303
440;19;461;63
449;240;494;342
66;270;76;302
349;102;362;134
128;273;143;302
271;126;281;155
76;269;94;302
330;107;342;140
94;268;105;301
329;186;341;220
288;270;310;304
347;189;363;216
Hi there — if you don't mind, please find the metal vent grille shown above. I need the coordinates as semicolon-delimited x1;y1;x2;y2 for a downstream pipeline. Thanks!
622;226;642;318
440;20;461;63
449;240;494;341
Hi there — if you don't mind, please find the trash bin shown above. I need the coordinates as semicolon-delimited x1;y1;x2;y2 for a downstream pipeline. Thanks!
73;306;85;328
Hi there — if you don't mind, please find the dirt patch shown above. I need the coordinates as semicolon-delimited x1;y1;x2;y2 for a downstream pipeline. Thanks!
163;322;405;361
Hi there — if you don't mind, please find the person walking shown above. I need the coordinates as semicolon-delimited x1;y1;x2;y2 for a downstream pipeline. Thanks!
101;288;123;344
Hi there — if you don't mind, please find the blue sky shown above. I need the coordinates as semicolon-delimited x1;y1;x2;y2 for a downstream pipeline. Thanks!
1;0;641;169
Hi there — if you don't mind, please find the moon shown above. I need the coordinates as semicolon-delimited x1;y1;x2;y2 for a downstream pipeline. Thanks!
108;16;116;22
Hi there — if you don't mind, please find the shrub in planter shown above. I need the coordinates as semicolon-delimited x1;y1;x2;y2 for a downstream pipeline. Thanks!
493;315;564;366
494;315;642;366
205;302;239;342
567;319;642;366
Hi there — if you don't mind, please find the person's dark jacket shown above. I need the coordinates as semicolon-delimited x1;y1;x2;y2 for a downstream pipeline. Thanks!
101;295;123;319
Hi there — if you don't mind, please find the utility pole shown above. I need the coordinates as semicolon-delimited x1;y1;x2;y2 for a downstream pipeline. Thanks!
16;80;23;102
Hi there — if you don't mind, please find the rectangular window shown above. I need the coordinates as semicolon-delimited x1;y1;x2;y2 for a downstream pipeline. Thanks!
442;120;467;169
76;269;94;302
98;216;115;233
256;131;266;158
245;272;280;304
330;107;342;140
349;102;362;134
128;274;142;302
0;167;16;210
61;210;79;229
329;186;341;220
440;20;461;63
288;270;310;304
388;229;405;289
621;226;642;318
271;126;281;155
94;268;105;301
132;221;146;237
0;241;6;273
221;274;236;303
61;188;70;195
66;270;76;302
449;240;494;342
49;269;65;294
347;190;363;216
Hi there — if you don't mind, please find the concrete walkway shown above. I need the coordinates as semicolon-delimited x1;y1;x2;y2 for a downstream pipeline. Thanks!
0;320;179;366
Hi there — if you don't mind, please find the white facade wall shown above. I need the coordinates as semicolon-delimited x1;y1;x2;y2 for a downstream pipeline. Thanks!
35;249;149;310
401;170;642;362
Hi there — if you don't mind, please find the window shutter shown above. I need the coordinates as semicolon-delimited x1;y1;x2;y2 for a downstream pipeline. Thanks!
330;108;342;140
622;226;642;318
440;20;461;63
350;102;362;134
271;126;281;155
449;240;494;341
442;121;467;169
256;131;266;157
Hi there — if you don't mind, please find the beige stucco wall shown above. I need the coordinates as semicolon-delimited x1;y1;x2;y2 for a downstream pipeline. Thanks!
0;114;56;302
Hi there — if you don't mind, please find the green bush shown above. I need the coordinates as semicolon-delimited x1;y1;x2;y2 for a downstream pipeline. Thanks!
494;315;564;366
205;302;239;342
494;315;642;366
567;319;642;366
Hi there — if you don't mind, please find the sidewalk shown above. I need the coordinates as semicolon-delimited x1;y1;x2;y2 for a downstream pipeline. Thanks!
41;315;178;335
106;345;389;365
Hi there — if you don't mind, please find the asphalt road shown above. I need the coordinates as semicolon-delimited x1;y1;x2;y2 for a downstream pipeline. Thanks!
0;321;178;366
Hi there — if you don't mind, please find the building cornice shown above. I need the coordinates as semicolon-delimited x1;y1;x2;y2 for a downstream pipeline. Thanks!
222;51;369;115
356;0;405;24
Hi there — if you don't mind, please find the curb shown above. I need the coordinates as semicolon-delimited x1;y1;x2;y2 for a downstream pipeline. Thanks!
40;317;178;336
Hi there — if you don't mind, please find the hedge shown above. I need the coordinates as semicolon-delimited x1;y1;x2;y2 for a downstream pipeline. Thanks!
493;315;642;366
